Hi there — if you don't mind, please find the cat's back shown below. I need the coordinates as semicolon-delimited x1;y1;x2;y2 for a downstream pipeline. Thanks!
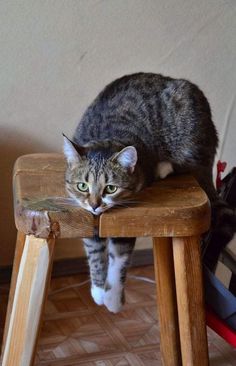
98;72;169;101
74;73;170;143
81;72;169;116
74;72;214;151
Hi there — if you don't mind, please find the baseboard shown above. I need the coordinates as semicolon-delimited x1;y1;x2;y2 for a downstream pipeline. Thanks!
0;249;153;284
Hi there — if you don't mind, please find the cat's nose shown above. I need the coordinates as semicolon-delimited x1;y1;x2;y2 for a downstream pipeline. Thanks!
90;203;100;212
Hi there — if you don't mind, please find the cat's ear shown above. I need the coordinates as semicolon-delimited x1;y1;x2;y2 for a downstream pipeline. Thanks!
112;146;137;173
63;134;86;168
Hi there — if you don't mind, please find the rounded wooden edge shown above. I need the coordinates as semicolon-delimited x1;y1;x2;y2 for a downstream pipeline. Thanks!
14;204;51;238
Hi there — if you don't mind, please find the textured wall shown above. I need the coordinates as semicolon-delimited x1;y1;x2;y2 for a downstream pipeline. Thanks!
0;0;236;265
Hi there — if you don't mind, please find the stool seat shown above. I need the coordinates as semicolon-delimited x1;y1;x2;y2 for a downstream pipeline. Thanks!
14;153;210;239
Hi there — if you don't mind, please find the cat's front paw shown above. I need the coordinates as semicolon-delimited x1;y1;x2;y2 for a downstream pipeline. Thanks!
91;285;105;305
104;286;124;313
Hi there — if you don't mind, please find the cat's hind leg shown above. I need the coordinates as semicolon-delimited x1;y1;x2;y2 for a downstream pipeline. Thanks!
104;237;136;313
83;236;107;305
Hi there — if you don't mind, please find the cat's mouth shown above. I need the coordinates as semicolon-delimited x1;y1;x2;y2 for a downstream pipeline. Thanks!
75;198;126;215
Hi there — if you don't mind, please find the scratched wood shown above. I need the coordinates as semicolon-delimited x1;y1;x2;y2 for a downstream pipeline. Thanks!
99;174;211;237
13;154;95;238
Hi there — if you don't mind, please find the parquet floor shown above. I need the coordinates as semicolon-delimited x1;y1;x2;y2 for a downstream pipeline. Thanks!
0;266;235;365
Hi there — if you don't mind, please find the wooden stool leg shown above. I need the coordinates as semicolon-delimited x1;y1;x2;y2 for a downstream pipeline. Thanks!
153;237;182;366
2;234;55;366
173;236;209;366
2;231;26;355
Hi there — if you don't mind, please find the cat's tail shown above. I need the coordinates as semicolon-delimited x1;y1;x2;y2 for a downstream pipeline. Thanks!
193;166;236;270
202;198;236;271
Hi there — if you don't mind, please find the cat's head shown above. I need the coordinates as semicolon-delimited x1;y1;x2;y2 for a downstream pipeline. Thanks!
63;136;142;215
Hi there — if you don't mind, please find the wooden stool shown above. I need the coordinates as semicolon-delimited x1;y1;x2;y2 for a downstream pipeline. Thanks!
1;153;211;366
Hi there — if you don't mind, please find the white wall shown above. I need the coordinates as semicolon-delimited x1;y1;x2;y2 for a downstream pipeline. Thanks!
0;0;236;265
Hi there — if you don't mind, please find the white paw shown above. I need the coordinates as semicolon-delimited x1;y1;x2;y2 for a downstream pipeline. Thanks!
104;287;123;313
91;285;105;305
156;161;173;179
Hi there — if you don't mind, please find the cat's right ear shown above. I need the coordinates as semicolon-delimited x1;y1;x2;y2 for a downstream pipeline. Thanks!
112;146;138;173
63;134;85;168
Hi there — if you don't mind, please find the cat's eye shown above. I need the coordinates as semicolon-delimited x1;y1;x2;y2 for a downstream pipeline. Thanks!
104;185;118;194
77;182;89;192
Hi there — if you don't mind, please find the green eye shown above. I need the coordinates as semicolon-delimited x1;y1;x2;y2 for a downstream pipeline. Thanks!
77;182;89;192
105;185;118;194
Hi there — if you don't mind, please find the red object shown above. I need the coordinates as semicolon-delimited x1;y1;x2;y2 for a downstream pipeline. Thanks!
206;306;236;348
216;160;227;190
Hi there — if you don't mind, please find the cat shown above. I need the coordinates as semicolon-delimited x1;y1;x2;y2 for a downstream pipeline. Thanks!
63;72;235;313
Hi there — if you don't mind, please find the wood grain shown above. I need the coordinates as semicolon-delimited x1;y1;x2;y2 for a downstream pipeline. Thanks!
173;236;209;366
1;231;26;355
153;238;181;366
2;235;55;366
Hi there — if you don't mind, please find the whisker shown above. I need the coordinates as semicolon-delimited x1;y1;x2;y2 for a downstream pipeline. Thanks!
114;204;130;209
116;199;152;206
109;203;130;209
107;200;153;210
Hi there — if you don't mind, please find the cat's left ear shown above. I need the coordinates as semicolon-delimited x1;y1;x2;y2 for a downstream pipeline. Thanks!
112;146;137;173
63;134;86;168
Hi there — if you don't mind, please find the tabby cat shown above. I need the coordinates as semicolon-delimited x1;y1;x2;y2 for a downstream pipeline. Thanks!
63;72;235;313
